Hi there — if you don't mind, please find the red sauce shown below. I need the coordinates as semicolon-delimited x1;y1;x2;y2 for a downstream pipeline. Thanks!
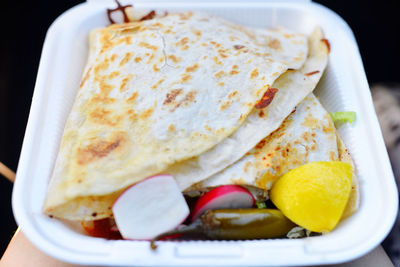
81;218;122;240
255;88;279;109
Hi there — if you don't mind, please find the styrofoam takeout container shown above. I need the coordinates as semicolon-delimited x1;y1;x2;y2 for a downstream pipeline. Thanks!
12;0;398;265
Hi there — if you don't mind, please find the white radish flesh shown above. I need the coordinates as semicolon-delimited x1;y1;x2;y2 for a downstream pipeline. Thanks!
112;175;189;240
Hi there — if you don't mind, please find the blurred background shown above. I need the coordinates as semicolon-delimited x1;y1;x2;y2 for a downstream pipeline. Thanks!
1;0;399;265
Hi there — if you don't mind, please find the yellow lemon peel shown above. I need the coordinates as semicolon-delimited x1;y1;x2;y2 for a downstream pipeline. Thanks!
270;161;353;233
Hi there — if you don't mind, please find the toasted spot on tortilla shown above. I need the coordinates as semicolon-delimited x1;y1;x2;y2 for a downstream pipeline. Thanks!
138;42;158;51
89;108;121;126
256;172;276;189
220;101;231;111
218;48;229;58
151;78;165;89
108;71;120;79
228;91;238;99
185;63;199;72
134;57;142;63
291;39;305;45
250;68;259;79
80;67;92;88
216;128;226;135
233;44;245;50
140;107;154;120
178;12;193;20
119;52;132;66
126;109;138;121
164;89;183;105
95;58;110;74
191;29;202;37
168;124;176;132
146;52;156;63
254;88;278;109
243;162;252;173
126;92;138;103
214;70;225;78
212;56;222;65
229;70;239;75
76;135;125;165
255;139;267;150
99;32;113;50
119;74;133;92
218;81;225;87
181;90;197;106
301;132;312;143
181;74;192;83
177;37;189;47
166;90;198;112
99;82;114;96
153;64;160;72
330;151;337;161
302;113;319;129
110;54;117;62
89;96;116;105
323;124;335;134
123;36;132;45
204;125;212;131
210;41;221;48
168;54;181;63
283;33;295;38
230;178;247;185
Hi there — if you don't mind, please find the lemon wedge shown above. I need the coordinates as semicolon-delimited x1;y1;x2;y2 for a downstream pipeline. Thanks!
270;161;352;233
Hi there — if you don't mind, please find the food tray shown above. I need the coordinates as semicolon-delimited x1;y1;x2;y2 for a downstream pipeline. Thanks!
12;0;398;265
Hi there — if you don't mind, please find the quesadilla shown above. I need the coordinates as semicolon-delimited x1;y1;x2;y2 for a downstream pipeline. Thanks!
169;27;329;190
189;94;359;217
44;12;311;220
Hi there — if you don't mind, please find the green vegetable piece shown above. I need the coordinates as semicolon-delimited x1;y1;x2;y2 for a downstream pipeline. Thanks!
329;111;356;127
150;209;295;249
256;201;267;209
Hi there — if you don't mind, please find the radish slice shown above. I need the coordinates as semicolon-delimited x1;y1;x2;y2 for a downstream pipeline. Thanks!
112;175;189;240
191;185;255;221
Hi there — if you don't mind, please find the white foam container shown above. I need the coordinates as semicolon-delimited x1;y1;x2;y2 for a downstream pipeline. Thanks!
12;0;398;266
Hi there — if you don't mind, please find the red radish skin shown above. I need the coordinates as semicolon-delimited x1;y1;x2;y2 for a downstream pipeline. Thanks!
112;174;190;240
191;185;255;221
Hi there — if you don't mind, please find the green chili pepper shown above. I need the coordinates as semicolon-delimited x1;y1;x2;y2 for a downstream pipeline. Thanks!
150;208;295;249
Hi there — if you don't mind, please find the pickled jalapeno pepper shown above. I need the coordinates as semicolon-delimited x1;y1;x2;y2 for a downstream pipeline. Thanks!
151;208;295;249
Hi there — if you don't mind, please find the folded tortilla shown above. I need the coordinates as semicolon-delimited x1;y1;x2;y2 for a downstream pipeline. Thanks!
191;94;359;217
170;27;329;190
43;12;309;220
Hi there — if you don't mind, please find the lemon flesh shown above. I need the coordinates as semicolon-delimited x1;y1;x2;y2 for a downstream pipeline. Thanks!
270;161;353;233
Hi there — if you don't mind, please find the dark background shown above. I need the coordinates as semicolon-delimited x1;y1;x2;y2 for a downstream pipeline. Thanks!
1;0;399;258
